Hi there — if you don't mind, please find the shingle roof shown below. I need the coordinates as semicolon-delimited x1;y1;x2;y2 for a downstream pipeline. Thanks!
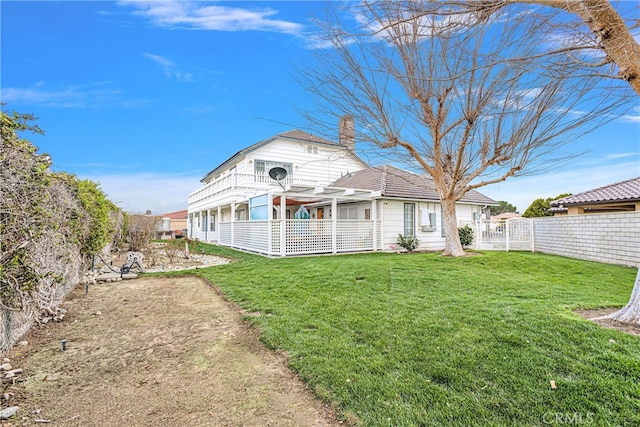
278;130;337;145
331;165;497;205
550;177;640;206
201;129;359;182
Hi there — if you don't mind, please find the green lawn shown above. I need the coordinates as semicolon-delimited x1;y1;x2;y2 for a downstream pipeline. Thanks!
187;244;640;426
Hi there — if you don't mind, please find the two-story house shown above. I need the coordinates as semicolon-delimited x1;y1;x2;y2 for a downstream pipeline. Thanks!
187;116;497;256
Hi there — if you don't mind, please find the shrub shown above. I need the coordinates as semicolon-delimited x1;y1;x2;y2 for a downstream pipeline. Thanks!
397;234;420;252
458;225;474;247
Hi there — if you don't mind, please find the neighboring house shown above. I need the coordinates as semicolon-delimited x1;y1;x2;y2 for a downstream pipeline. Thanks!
550;177;640;215
157;209;188;239
490;212;522;221
187;117;497;256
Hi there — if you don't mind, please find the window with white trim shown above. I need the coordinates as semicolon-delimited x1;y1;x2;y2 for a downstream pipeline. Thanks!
404;203;415;236
254;160;292;176
338;206;358;219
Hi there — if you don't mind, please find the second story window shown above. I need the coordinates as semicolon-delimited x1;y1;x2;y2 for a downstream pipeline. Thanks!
255;161;293;176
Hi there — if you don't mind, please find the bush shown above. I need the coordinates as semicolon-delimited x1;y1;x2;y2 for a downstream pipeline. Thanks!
397;234;420;252
458;225;474;247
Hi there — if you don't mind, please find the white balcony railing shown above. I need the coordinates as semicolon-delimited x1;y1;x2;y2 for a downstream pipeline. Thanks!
188;172;318;208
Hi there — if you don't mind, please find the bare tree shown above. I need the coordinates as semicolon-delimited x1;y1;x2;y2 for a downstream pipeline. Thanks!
126;213;160;253
300;1;634;256
436;1;640;95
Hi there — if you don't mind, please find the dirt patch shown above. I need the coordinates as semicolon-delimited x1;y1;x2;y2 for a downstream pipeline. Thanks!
100;242;231;274
3;276;341;426
575;308;640;336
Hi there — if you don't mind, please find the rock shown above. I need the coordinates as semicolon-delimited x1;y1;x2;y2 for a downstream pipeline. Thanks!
8;368;22;375
18;341;28;346
41;317;51;324
0;363;11;371
4;371;15;379
2;393;9;401
2;358;10;363
0;406;19;419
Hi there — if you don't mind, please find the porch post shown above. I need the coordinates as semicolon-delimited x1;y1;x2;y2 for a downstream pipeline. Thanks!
230;203;236;248
217;206;221;243
280;195;287;257
371;199;378;250
268;192;273;255
204;209;209;241
332;197;337;254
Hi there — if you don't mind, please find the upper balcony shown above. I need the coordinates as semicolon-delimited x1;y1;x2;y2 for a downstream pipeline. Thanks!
188;172;319;210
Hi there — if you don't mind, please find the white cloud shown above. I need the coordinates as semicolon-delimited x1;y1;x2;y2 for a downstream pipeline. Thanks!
605;152;639;160
83;171;202;215
143;53;193;82
621;106;640;123
2;82;121;108
481;159;640;213
119;0;303;34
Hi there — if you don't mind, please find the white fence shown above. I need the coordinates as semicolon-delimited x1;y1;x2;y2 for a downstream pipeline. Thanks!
218;219;380;257
462;213;639;268
461;219;534;251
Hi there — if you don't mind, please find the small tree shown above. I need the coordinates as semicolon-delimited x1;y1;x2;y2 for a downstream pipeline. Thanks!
126;214;159;252
489;201;518;217
522;194;571;217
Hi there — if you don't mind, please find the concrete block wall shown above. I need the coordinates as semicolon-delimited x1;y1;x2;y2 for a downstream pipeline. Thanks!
533;212;640;268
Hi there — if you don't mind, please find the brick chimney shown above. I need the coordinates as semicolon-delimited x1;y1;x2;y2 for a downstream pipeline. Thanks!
339;114;355;151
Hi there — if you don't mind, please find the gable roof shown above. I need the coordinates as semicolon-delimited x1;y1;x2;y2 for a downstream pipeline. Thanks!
331;165;497;205
201;129;365;183
550;177;640;207
162;209;188;220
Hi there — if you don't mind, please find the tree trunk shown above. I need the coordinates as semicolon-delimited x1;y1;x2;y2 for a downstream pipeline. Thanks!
440;196;466;257
513;0;640;96
599;268;640;325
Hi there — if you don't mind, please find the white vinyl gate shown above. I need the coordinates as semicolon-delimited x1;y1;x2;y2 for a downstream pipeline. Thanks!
463;219;534;251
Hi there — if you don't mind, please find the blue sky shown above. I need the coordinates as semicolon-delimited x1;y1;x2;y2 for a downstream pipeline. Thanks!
2;1;639;215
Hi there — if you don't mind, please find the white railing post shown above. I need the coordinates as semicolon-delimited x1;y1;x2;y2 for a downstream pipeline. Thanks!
371;200;378;250
280;197;287;257
268;194;273;256
230;203;236;248
332;198;338;254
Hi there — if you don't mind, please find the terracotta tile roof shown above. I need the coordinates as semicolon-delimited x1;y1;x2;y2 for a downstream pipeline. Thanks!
550;177;640;206
331;165;497;205
162;209;188;219
490;212;522;221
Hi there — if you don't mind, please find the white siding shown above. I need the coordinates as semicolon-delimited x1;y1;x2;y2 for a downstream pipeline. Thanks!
379;199;486;251
188;136;367;217
244;138;364;185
